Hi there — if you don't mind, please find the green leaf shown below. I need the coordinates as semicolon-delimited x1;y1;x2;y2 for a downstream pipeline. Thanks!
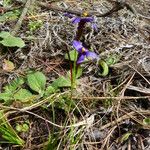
66;66;83;79
4;77;24;93
0;92;12;101
0;10;20;22
16;123;29;132
65;50;78;61
14;89;32;102
76;67;83;78
51;76;71;89
0;31;11;38
14;89;33;102
0;31;25;48
22;123;29;132
105;54;120;65
120;132;132;143
0;15;6;22
143;118;150;125
27;71;46;95
28;20;43;32
0;36;25;48
2;0;12;7
15;124;22;132
98;60;109;77
45;85;56;96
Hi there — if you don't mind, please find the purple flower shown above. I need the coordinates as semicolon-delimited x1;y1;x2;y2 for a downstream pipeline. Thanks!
72;17;94;24
64;13;97;30
73;40;98;64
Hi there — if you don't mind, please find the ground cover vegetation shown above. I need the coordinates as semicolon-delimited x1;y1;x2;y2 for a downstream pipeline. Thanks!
0;0;150;149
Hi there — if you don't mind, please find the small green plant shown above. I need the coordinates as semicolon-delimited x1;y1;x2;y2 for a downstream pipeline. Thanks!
0;111;25;146
16;123;29;133
119;132;132;143
0;10;20;22
98;53;121;77
51;76;71;89
0;71;73;105
44;134;59;150
105;53;121;66
0;71;77;147
65;49;83;88
67;126;82;148
98;60;109;77
0;76;36;104
28;20;43;32
65;49;78;62
0;31;25;48
0;77;26;104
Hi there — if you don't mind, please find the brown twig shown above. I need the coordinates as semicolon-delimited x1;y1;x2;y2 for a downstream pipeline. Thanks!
1;1;135;18
38;1;135;17
99;110;150;131
72;96;150;100
127;85;150;95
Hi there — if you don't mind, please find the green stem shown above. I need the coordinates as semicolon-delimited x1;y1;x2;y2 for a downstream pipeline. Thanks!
72;50;78;88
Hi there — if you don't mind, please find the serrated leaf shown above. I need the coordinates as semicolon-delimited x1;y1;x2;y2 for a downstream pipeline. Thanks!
0;36;25;48
14;89;33;102
65;50;78;61
27;71;46;95
51;76;71;89
0;92;12;101
4;77;24;93
3;59;15;71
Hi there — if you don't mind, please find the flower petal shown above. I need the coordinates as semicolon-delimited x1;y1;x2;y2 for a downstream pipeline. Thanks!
92;23;98;31
64;13;74;18
86;51;98;60
81;17;94;23
72;17;81;24
72;40;83;52
77;54;86;64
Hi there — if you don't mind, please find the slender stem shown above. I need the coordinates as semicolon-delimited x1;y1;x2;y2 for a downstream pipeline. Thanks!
75;21;86;41
72;50;78;86
65;45;73;97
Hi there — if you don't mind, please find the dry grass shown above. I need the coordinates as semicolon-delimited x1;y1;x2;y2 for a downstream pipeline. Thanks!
0;0;150;149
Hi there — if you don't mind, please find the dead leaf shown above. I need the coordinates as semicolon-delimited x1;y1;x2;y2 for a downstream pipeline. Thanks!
3;59;15;71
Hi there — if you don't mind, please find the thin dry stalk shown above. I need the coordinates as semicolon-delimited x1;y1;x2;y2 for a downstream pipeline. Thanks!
11;0;36;35
100;125;117;150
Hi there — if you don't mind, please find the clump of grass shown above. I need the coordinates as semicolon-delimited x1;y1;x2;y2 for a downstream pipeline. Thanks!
0;111;24;146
